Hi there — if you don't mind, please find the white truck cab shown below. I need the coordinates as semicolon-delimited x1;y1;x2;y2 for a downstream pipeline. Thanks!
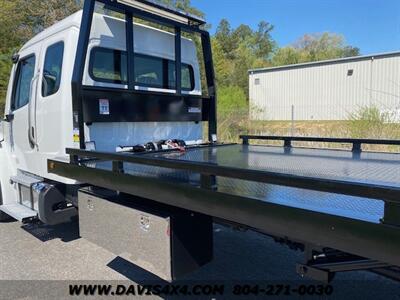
0;0;218;281
0;2;213;224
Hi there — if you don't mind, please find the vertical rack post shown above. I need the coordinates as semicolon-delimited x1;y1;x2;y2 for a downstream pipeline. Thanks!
201;32;217;142
71;0;95;150
175;27;182;95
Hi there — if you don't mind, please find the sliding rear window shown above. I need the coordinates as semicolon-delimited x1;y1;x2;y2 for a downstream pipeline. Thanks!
89;47;194;91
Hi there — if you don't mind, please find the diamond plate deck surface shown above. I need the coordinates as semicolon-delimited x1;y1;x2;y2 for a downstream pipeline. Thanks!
85;144;400;223
145;145;400;188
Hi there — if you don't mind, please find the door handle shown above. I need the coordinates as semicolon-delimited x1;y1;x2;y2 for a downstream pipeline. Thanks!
28;73;39;149
1;114;13;145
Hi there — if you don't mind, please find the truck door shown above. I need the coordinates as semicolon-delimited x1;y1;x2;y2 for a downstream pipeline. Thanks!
9;46;41;171
36;41;65;156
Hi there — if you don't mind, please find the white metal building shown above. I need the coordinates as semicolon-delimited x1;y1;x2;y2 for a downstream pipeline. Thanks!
249;52;400;121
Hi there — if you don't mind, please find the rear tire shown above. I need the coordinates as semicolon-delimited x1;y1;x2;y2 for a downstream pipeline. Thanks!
0;183;12;222
0;211;9;222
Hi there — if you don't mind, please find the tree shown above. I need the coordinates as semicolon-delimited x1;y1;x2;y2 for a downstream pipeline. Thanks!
232;24;253;43
215;19;237;60
0;0;81;51
0;0;82;113
271;47;302;66
294;32;360;60
213;19;276;96
212;39;234;88
253;21;275;59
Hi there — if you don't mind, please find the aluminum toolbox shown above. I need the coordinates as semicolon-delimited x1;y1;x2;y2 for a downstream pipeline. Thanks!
78;187;213;281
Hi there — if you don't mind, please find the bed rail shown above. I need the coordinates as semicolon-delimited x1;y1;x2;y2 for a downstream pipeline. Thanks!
240;135;400;153
52;146;400;205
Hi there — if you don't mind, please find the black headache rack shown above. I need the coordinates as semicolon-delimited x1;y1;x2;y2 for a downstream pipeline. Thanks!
72;0;217;149
48;136;400;281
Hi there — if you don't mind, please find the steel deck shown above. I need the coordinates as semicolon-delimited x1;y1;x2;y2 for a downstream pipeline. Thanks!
62;143;400;223
48;143;400;266
57;145;400;223
137;144;400;188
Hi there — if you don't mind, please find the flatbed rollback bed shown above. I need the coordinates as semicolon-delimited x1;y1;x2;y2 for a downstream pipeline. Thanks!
48;0;400;283
2;0;400;283
49;135;400;282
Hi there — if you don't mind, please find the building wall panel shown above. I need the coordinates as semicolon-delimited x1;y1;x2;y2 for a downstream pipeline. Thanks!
249;54;400;121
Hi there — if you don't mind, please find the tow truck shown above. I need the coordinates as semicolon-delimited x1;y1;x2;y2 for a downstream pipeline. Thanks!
1;0;400;282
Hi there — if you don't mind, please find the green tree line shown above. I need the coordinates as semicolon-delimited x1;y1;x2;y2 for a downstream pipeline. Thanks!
0;0;82;113
0;0;359;115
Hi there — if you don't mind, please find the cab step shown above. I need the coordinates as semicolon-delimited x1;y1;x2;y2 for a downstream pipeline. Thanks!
10;173;42;187
0;203;37;223
10;171;43;211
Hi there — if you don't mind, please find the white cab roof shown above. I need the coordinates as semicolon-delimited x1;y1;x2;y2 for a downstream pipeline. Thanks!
20;10;197;63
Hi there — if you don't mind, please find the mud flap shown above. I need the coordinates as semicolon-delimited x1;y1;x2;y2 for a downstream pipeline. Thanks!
37;183;77;225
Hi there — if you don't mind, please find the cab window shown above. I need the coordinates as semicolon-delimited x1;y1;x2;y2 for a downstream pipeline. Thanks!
42;42;64;97
90;48;127;84
12;55;36;110
89;47;194;91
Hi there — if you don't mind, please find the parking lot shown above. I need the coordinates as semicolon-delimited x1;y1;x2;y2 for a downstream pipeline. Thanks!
1;218;400;299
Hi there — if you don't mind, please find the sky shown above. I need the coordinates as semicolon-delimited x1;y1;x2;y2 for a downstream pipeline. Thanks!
191;0;400;55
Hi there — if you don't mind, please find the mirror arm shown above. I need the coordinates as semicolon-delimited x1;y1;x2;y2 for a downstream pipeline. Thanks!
3;114;14;123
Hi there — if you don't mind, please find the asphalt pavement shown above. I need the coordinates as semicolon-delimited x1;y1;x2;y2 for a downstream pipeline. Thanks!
0;218;399;299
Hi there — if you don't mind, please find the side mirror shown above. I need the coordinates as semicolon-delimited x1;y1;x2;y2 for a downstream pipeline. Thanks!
3;114;14;122
42;72;57;96
43;72;57;83
12;53;19;64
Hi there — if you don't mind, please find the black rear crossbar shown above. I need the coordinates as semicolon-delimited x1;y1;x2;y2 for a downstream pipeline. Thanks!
72;0;218;148
240;135;400;153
